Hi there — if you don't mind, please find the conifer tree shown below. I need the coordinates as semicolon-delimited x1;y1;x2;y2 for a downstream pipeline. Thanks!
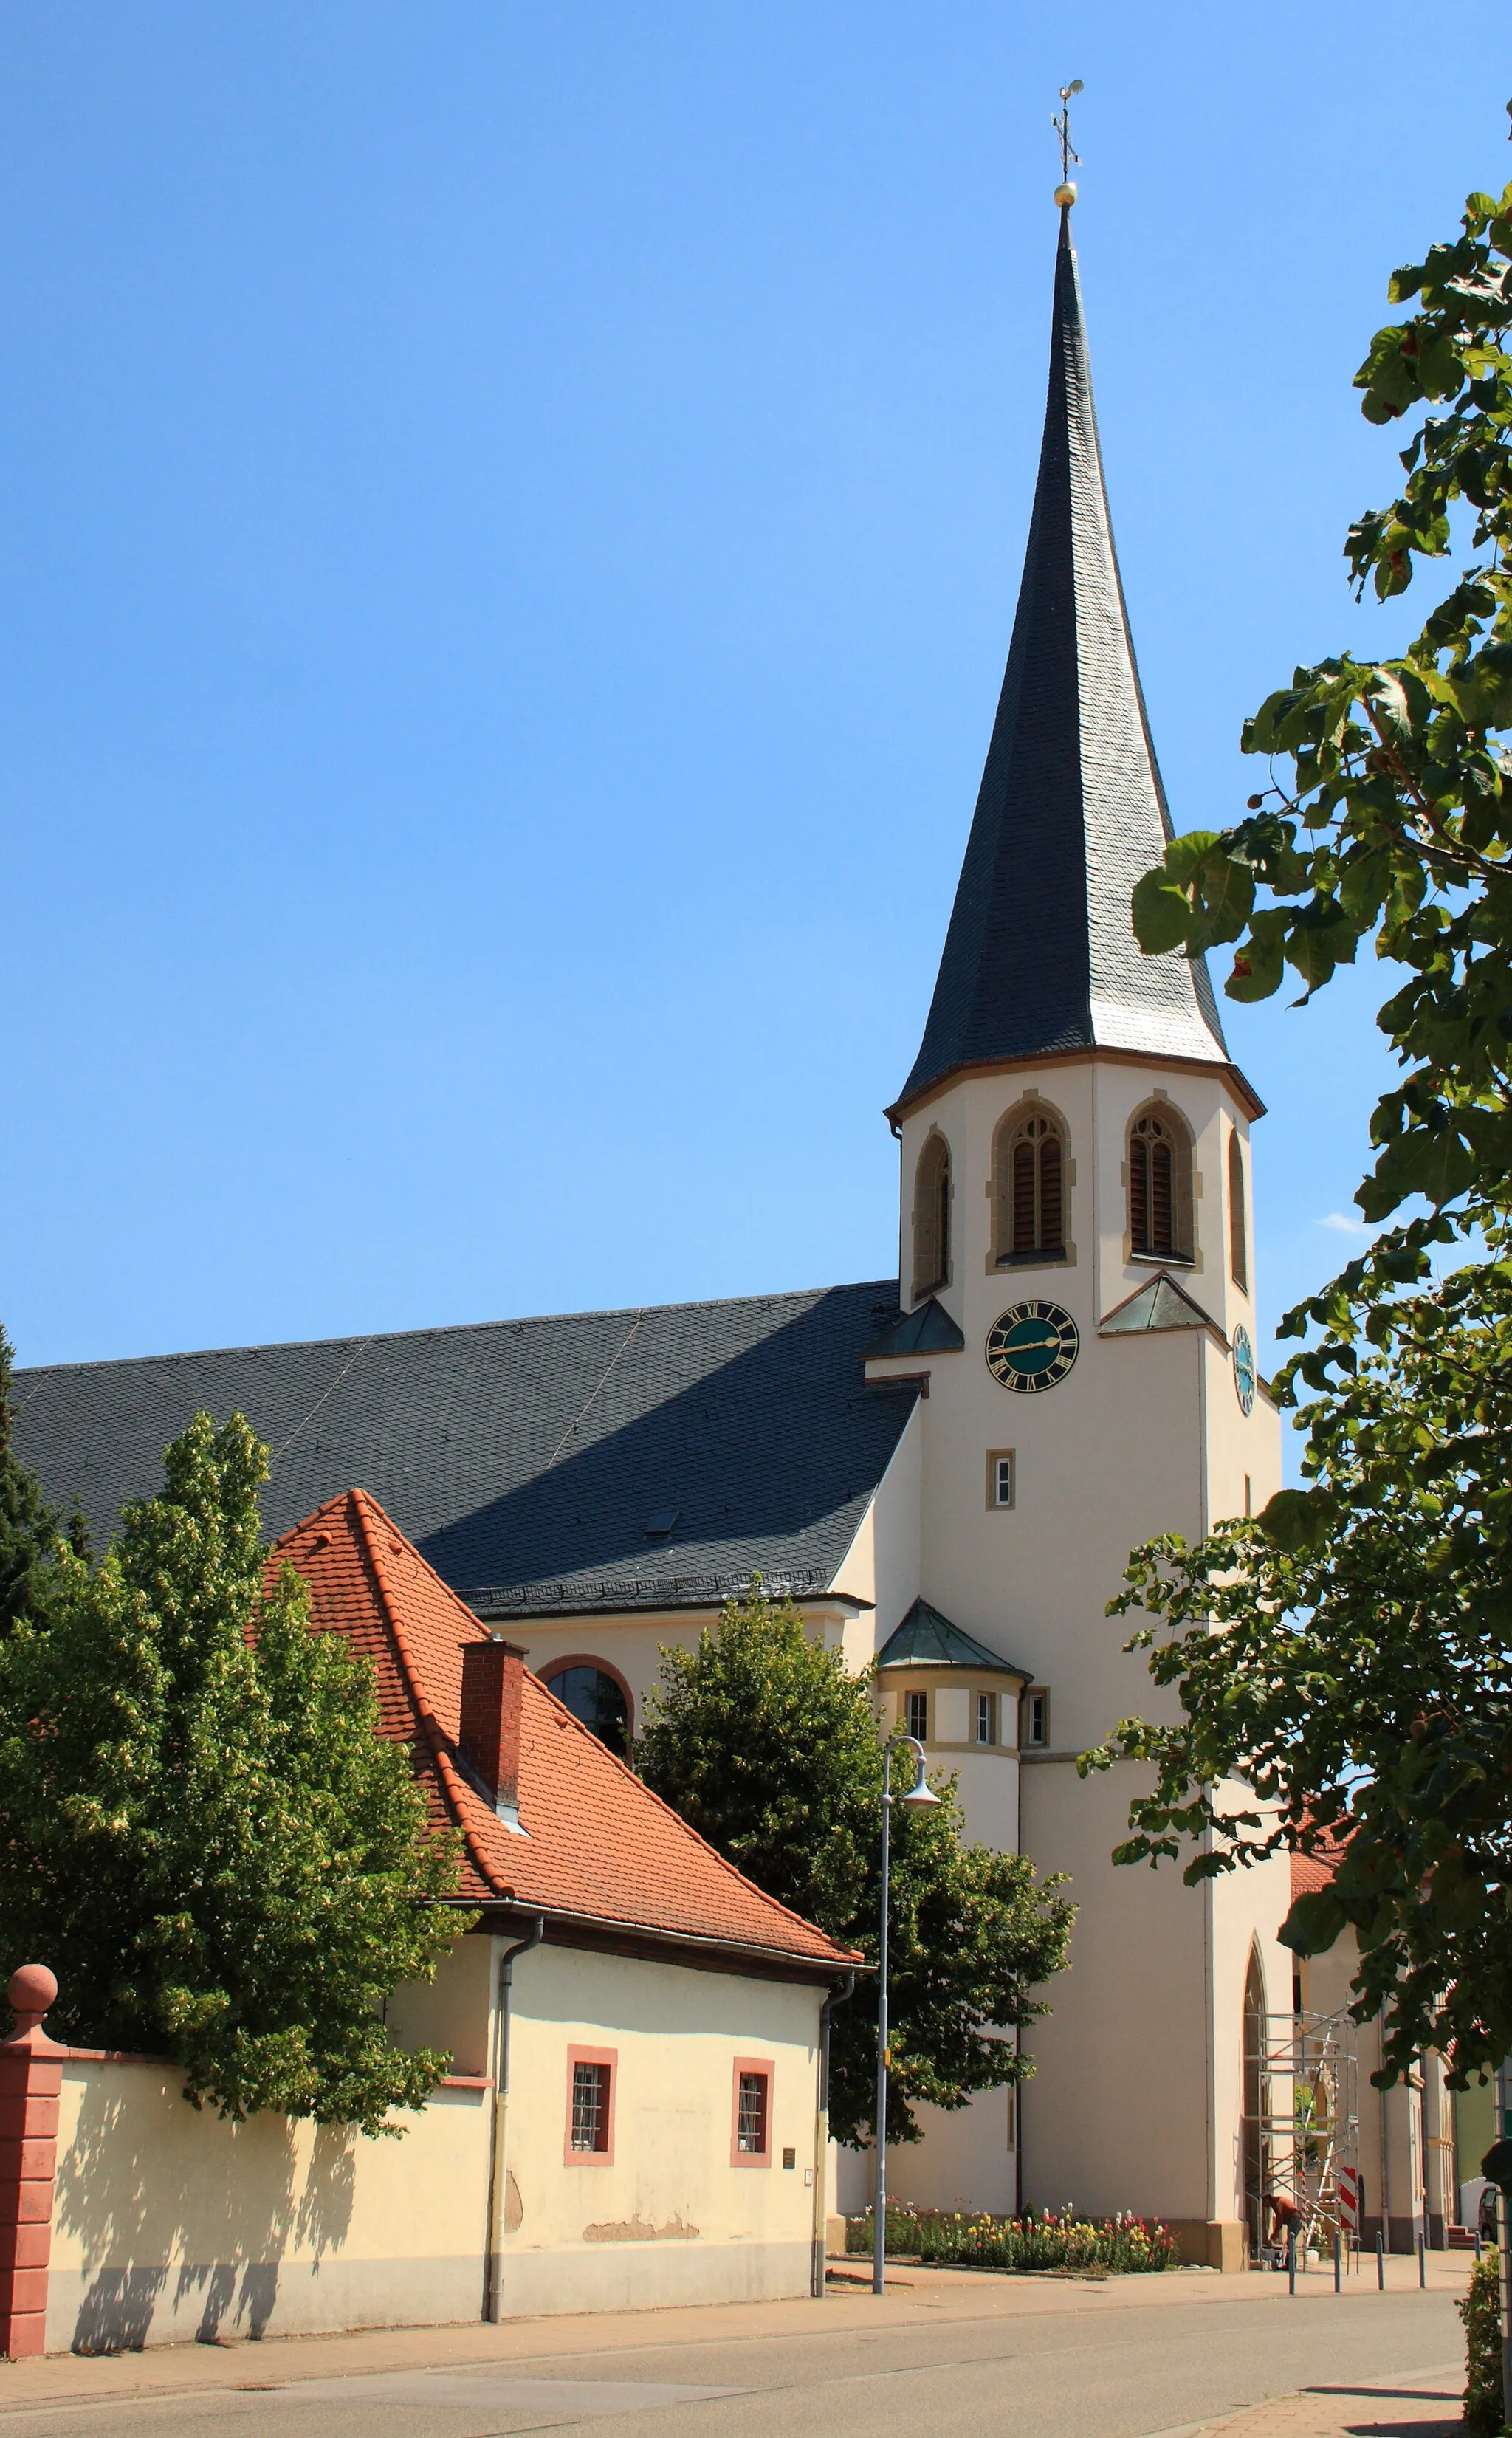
0;1409;467;2132
0;1327;68;1634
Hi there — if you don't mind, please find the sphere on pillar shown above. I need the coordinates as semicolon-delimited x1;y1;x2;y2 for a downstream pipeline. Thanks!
6;1968;56;2035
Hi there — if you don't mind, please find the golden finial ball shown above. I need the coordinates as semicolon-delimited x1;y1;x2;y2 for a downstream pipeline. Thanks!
1054;181;1078;208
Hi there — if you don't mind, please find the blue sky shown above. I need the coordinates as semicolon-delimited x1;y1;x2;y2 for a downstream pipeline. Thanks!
1;5;1505;1402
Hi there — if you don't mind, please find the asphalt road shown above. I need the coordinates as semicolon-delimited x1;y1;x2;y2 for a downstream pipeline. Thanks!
0;2279;1467;2438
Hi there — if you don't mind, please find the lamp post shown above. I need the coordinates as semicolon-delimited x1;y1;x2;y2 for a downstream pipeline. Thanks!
873;1731;941;2296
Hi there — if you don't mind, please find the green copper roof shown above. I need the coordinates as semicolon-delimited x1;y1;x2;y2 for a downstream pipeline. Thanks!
876;1596;1027;1677
862;1298;966;1359
1099;1271;1222;1338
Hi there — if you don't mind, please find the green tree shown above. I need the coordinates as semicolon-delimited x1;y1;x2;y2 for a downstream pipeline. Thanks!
0;1409;466;2132
1090;109;1512;2083
1131;117;1512;1232
637;1580;1073;2147
1082;1225;1512;2087
0;1327;80;1634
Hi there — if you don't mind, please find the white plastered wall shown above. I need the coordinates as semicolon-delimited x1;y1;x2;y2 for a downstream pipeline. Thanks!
868;1051;1286;2253
498;1942;825;2314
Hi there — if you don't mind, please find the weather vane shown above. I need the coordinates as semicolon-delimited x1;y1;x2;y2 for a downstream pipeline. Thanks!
1052;79;1082;206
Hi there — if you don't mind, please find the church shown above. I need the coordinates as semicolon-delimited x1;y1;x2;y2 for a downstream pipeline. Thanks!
14;196;1293;2268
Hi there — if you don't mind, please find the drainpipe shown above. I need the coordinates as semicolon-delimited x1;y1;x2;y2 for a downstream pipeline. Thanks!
1378;2006;1392;2251
812;1974;856;2298
484;1915;546;2322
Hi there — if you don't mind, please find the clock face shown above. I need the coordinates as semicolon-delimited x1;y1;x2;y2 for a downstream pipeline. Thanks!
1232;1324;1257;1415
986;1301;1080;1393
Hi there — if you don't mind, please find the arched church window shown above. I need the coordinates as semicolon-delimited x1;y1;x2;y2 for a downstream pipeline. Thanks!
911;1133;952;1300
1228;1129;1248;1294
1128;1105;1193;1262
994;1108;1066;1262
545;1662;630;1759
1240;1948;1269;2261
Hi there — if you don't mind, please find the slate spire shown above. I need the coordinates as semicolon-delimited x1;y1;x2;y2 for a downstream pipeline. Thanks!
895;205;1229;1115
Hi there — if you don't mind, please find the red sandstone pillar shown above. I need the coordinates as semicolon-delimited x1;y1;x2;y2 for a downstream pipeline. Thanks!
0;1968;63;2359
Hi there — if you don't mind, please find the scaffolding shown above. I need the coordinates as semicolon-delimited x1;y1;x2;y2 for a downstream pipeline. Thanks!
1243;2008;1360;2264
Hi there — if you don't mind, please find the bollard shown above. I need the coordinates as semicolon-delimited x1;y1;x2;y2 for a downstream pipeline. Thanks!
1418;2232;1426;2289
0;1965;63;2360
1333;2227;1341;2293
1375;2230;1384;2290
1287;2225;1296;2297
1477;2228;1483;2262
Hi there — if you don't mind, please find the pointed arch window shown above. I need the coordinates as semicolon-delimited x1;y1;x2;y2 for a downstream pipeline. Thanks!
1228;1129;1248;1294
994;1108;1066;1263
1128;1106;1193;1263
911;1133;952;1301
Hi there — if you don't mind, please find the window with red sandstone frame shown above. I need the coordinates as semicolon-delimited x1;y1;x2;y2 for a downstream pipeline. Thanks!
730;2056;773;2166
564;2046;616;2165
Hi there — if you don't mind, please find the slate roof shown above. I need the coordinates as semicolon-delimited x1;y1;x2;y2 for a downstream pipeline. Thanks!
1099;1270;1224;1339
272;1489;856;1971
896;207;1231;1116
13;1282;919;1619
876;1596;1027;1678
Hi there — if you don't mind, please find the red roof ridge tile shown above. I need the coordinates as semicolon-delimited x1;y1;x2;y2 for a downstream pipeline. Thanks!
346;1491;506;1901
273;1491;503;1902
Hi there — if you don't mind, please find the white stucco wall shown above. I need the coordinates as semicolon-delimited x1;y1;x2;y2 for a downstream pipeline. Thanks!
862;1051;1287;2249
498;1942;825;2315
46;2057;492;2352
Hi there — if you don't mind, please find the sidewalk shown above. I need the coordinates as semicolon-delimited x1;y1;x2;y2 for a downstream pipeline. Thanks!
0;2250;1473;2422
1186;2358;1465;2438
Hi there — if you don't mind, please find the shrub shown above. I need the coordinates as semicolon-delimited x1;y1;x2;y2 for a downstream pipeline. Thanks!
1460;2246;1502;2438
846;2202;1178;2275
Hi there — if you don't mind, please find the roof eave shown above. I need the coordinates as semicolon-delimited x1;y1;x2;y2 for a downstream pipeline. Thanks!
886;1043;1266;1130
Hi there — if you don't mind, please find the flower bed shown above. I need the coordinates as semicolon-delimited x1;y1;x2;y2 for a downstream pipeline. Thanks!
845;2202;1179;2274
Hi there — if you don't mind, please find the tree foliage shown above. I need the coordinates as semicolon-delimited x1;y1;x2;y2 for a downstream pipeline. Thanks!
1096;117;1512;2085
1132;128;1512;1226
0;1409;466;2132
0;1327;82;1635
637;1580;1073;2147
1082;1227;1512;2087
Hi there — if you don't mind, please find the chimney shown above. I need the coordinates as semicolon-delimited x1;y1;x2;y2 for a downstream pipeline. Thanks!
458;1638;527;1833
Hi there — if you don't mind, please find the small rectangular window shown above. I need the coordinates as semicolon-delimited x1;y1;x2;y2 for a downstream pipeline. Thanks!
1025;1690;1048;1748
975;1691;995;1745
782;2145;797;2171
737;2073;768;2152
731;2056;774;2166
905;1689;928;1742
568;2056;614;2157
986;1450;1015;1510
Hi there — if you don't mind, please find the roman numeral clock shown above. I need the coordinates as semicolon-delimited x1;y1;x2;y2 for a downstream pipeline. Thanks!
985;1301;1080;1393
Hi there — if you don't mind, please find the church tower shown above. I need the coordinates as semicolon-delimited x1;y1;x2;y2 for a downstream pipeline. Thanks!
862;198;1291;2262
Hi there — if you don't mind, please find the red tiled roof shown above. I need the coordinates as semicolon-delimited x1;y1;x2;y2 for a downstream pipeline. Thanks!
1290;1816;1350;1902
266;1490;856;1971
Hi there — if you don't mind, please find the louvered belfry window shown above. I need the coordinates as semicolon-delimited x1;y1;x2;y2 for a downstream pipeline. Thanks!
912;1134;952;1299
1008;1114;1065;1257
1228;1129;1248;1293
1130;1113;1177;1257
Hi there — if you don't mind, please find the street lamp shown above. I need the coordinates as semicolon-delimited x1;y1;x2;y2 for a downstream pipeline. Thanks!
873;1730;941;2296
